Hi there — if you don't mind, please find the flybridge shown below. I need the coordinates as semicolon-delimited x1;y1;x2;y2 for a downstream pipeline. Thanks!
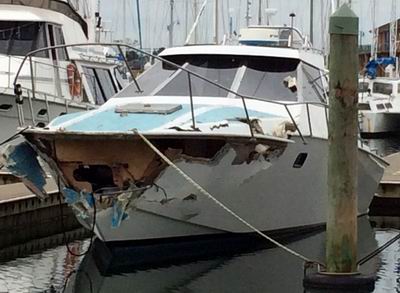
0;0;88;37
238;26;311;49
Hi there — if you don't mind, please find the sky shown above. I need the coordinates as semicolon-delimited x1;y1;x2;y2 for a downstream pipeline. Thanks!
99;0;399;51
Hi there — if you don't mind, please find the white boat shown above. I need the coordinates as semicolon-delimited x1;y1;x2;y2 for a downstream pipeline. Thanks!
358;74;400;137
0;0;128;142
3;26;386;246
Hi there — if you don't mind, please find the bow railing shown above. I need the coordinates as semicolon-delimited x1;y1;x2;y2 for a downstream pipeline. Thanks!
14;42;332;144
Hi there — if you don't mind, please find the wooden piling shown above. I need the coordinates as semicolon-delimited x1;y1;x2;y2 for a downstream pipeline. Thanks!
326;4;359;274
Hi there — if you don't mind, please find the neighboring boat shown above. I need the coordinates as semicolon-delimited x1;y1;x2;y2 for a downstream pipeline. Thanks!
0;0;127;142
3;26;385;246
358;57;400;137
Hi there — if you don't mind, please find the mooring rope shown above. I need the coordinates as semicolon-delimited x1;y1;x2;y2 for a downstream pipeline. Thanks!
134;130;324;268
357;230;400;266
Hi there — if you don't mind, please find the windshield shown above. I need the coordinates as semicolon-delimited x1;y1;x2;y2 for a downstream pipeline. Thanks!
115;54;324;102
0;21;48;57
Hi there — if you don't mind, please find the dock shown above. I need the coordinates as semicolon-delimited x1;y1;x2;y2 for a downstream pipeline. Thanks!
369;153;400;216
0;173;88;261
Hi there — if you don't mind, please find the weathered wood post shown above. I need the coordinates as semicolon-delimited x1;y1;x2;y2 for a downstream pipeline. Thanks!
326;3;359;274
304;4;375;292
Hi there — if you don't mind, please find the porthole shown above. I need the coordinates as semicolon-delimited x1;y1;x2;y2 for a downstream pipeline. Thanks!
293;153;308;168
0;104;12;111
37;109;47;116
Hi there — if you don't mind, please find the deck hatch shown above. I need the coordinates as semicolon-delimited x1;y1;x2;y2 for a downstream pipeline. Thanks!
115;103;182;115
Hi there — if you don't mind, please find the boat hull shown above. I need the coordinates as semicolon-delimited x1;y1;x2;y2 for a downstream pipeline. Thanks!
70;137;383;243
360;111;400;137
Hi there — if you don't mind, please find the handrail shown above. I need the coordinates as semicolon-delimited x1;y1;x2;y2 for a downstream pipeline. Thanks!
14;42;329;142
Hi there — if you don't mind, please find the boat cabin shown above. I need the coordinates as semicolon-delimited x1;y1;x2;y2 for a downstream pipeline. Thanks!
0;3;122;107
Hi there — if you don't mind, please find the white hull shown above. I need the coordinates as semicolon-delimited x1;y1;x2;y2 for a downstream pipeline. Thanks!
77;137;383;243
360;111;400;135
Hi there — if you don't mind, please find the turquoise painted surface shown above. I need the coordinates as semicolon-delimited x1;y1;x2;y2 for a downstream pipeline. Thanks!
65;105;191;132
53;105;280;132
50;111;88;127
196;107;279;123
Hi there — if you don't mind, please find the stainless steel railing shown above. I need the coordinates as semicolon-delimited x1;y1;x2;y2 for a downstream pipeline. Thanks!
14;42;332;144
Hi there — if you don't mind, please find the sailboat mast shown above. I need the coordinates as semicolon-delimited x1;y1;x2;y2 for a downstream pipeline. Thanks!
136;0;143;49
258;0;262;25
123;0;126;43
371;0;377;59
169;0;174;47
310;0;313;44
214;0;219;43
194;0;198;43
390;0;397;58
185;0;189;37
246;0;251;27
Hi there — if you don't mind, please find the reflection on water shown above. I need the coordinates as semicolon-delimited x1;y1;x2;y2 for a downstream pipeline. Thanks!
0;217;389;293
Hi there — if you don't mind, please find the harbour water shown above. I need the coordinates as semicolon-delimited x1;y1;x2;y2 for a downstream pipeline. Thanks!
0;216;398;292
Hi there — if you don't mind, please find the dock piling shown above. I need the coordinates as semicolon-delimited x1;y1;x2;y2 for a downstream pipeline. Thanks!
304;4;375;292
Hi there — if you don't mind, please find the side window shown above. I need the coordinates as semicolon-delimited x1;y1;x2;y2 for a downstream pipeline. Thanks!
397;84;400;94
82;66;117;105
0;21;48;57
54;26;68;61
373;82;393;95
47;24;68;61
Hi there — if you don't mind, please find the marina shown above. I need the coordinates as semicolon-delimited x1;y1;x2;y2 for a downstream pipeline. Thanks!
2;0;400;292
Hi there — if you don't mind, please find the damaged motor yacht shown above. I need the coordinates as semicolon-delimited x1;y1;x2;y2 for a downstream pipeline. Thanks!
3;26;386;245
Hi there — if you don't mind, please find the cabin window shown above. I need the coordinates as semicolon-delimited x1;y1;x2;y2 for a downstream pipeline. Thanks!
82;66;117;104
373;82;393;95
0;21;48;57
47;25;68;61
156;55;239;97
237;57;299;101
301;63;327;102
397;83;400;94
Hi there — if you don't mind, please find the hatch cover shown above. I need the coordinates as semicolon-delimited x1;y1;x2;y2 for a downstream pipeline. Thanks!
115;103;182;115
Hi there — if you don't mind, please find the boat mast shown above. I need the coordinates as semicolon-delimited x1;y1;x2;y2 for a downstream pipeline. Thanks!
390;0;397;58
214;0;219;43
310;0;313;44
185;0;189;37
169;0;174;47
185;0;208;45
136;0;143;49
245;1;251;27
258;0;262;25
371;0;377;59
194;0;198;43
123;0;126;43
